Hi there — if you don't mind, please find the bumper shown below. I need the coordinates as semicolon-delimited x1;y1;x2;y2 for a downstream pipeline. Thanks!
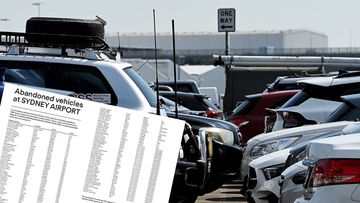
245;166;281;203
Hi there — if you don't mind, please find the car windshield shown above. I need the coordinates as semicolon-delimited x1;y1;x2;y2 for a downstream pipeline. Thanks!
124;68;157;108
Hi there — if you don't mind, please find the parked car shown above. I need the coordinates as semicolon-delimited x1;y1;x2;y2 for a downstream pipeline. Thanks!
241;91;360;195
168;112;243;196
245;122;360;203
271;72;360;131
269;98;341;131
279;161;307;203
226;90;298;143
246;148;291;203
0;17;241;202
152;80;201;94
295;133;360;203
240;120;354;195
264;72;337;93
160;96;191;114
160;91;224;119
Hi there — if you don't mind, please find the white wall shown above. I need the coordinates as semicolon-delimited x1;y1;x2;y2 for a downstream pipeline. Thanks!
283;30;328;48
105;30;328;50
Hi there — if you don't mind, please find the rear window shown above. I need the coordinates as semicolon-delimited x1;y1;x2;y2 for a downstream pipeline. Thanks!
232;95;260;116
282;84;360;108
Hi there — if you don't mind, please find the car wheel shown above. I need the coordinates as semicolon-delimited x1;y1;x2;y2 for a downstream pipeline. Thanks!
25;17;105;46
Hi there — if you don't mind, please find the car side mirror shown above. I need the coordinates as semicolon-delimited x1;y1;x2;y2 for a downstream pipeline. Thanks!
302;159;315;167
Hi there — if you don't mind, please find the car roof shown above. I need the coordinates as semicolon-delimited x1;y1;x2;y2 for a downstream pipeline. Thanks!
0;54;132;70
250;120;355;143
299;75;360;87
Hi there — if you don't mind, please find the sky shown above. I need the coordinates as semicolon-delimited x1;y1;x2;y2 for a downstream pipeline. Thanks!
1;0;360;47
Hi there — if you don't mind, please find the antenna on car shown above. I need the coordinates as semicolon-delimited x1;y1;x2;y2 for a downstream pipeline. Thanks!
172;19;178;118
153;9;160;115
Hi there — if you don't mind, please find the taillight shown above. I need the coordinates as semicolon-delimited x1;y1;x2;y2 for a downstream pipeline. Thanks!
310;159;360;187
205;109;223;119
281;112;316;128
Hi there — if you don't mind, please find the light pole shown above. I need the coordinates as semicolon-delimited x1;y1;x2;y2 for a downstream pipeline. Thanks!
32;2;44;17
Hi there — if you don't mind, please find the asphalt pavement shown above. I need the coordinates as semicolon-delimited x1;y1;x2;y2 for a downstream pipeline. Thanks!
196;180;246;203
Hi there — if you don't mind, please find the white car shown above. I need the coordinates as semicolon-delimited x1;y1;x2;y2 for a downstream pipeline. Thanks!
279;160;307;203
271;98;341;131
295;133;360;203
246;148;291;203
241;120;355;190
280;123;360;203
242;91;360;190
270;73;360;132
245;126;348;203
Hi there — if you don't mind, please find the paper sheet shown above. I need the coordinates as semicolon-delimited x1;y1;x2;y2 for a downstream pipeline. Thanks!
0;83;184;203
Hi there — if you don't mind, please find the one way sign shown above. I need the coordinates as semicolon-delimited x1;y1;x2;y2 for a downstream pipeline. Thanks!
218;8;236;32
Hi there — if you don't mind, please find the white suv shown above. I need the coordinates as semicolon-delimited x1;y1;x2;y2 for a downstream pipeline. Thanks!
0;17;243;202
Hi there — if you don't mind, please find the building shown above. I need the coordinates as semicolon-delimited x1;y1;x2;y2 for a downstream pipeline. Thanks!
105;29;328;51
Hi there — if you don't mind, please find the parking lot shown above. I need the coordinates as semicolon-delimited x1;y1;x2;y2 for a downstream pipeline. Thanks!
196;180;246;203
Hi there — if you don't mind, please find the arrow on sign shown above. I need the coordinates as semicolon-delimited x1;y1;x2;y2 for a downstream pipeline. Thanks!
221;25;233;29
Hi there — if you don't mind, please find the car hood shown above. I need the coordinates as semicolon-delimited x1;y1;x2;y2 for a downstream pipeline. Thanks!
307;133;360;160
250;148;291;169
249;120;355;143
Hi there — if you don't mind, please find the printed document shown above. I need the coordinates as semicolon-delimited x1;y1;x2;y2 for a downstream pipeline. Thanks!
0;83;185;203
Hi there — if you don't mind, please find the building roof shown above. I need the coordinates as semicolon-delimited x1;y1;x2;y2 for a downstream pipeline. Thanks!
180;65;218;76
106;29;327;37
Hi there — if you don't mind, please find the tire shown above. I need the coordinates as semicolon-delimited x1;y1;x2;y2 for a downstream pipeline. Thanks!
25;17;105;46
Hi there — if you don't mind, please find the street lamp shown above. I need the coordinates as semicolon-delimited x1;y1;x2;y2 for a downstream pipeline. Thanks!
32;2;44;17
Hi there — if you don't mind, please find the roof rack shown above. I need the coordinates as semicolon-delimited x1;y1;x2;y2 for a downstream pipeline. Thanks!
0;31;112;51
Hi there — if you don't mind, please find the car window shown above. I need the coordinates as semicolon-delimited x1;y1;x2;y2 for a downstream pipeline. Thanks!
232;95;260;115
177;96;208;111
201;97;220;110
124;68;157;108
2;62;117;105
340;108;360;121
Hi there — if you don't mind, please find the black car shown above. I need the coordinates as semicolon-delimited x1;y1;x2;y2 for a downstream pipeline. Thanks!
153;80;201;94
160;91;224;120
168;112;243;201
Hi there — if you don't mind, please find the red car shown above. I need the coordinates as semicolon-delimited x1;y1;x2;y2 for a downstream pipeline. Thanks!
226;90;298;144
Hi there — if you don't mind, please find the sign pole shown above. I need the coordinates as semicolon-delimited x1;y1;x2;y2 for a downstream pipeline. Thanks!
218;8;235;111
225;31;229;56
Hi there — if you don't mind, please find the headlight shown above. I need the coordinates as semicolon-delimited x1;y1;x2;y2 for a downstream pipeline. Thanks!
250;136;300;157
263;163;285;180
199;127;234;146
